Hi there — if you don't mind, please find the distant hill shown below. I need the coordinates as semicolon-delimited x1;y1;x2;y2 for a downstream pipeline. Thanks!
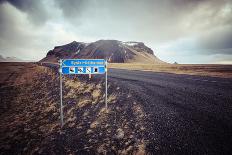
40;40;166;64
0;55;24;62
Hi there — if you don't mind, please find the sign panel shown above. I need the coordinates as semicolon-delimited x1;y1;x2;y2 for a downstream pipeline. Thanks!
61;59;106;74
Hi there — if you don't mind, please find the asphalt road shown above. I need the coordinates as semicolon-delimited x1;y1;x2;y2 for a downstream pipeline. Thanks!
107;68;232;154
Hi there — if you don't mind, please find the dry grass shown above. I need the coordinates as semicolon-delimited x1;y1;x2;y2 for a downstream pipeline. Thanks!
0;62;151;154
109;63;232;78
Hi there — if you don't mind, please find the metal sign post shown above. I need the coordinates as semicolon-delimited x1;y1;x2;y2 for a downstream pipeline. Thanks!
59;59;64;127
105;61;108;110
59;59;107;127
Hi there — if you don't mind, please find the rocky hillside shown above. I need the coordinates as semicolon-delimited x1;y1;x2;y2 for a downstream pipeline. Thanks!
40;40;165;64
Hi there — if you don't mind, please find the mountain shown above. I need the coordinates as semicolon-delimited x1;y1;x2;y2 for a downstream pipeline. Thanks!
40;40;165;64
0;55;24;62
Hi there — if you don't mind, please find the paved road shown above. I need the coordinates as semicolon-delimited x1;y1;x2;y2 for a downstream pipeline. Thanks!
107;68;232;154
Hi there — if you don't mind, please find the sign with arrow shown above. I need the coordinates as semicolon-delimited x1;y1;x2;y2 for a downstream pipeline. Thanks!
58;59;108;128
61;59;106;74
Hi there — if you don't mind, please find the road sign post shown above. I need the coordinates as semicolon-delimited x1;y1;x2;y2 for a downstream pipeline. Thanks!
59;59;107;127
59;60;64;127
105;61;108;110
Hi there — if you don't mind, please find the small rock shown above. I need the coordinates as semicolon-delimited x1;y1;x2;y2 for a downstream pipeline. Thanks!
116;128;124;139
87;129;93;134
129;135;134;139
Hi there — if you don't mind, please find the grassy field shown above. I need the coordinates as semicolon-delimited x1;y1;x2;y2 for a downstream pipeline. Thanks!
108;63;232;78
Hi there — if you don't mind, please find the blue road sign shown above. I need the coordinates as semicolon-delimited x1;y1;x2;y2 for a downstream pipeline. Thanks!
61;59;106;74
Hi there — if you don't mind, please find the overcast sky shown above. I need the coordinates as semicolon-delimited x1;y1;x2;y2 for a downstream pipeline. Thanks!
0;0;232;63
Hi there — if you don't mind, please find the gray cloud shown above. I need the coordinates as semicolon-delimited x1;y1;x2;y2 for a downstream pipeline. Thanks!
0;0;232;63
54;0;232;43
56;0;86;17
0;0;48;25
198;26;232;50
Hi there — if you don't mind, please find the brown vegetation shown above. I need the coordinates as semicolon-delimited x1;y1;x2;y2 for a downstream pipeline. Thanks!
0;62;147;154
109;63;232;78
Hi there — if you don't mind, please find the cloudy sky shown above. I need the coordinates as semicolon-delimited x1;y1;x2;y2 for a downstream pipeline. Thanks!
0;0;232;63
